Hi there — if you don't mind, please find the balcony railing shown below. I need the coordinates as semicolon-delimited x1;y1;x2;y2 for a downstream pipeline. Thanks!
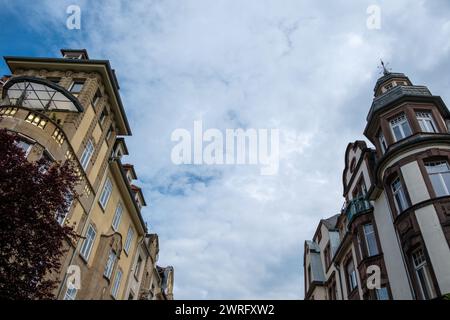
344;196;373;225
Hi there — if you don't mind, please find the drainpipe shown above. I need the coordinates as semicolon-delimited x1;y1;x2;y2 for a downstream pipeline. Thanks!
334;262;345;300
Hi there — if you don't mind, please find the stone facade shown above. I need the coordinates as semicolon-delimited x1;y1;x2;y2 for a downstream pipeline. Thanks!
304;69;450;300
0;49;173;300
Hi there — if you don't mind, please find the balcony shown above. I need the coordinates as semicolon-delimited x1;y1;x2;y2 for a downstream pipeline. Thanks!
344;196;373;225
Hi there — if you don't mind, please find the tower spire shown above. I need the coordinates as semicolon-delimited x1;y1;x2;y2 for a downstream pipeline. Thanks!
380;59;390;76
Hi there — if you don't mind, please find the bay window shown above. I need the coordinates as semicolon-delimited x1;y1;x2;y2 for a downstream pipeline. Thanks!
390;113;412;142
425;160;450;197
416;111;437;133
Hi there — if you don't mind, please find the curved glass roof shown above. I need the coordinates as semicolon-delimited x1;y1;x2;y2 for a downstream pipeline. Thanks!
1;76;83;112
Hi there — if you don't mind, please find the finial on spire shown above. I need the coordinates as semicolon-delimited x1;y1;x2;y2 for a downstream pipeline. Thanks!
380;59;391;76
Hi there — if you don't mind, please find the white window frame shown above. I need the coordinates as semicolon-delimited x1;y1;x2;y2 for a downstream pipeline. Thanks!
346;260;358;292
80;224;96;261
425;161;450;197
363;223;379;257
412;248;436;300
416;111;437;133
63;284;78;300
111;269;123;299
124;226;134;254
391;177;408;213
99;178;113;209
104;250;117;279
390;113;412;142
378;131;388;154
80;139;94;170
111;202;123;231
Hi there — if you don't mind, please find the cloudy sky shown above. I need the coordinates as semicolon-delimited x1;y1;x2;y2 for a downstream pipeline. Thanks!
1;0;450;299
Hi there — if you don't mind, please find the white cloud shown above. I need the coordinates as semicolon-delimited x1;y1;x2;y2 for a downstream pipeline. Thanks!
7;0;450;299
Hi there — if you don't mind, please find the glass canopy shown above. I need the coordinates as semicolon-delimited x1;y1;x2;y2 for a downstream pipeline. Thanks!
1;77;83;112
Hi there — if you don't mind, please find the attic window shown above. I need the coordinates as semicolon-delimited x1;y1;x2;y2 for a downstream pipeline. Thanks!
384;83;394;91
63;52;83;60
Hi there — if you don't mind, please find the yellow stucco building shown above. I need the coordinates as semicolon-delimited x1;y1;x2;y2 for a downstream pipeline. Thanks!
0;49;173;300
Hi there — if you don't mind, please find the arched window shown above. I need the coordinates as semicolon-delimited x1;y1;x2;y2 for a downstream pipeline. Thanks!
1;76;83;112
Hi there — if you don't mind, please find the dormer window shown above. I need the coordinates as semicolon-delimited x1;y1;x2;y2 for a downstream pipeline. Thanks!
384;83;394;91
390;113;412;142
63;52;83;60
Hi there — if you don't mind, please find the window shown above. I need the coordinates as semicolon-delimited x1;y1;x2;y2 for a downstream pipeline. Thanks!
80;224;96;261
425;161;450;197
80;139;94;170
391;177;408;213
416;111;437;133
92;89;102;106
0;107;18;117
324;243;331;269
99;108;107;125
69;80;84;93
134;256;143;278
412;248;436;299
104;250;117;279
56;193;73;226
15;140;32;157
375;287;389;300
52;128;65;145
124;227;134;254
64;283;77;300
111;269;123;299
346;260;358;292
112;203;123;231
390;113;412;142
363;224;379;257
378;130;388;154
25;112;47;129
384;83;393;91
106;126;113;142
99;178;113;209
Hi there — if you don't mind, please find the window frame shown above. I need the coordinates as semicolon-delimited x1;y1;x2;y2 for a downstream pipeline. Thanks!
390;113;412;142
345;259;358;293
363;223;379;257
80;224;96;261
391;176;409;214
424;160;450;197
416;111;437;133
99;177;113;209
104;249;117;280
80;139;94;170
111;202;123;231
111;269;123;299
124;226;134;254
69;80;85;94
411;247;436;300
